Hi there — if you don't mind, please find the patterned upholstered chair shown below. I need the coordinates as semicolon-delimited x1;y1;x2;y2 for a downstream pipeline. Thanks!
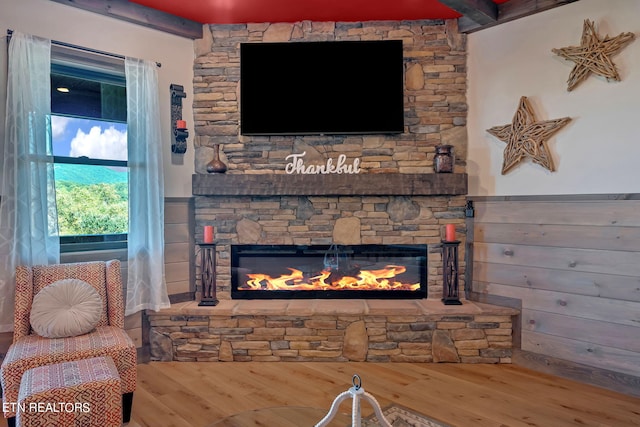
0;260;136;427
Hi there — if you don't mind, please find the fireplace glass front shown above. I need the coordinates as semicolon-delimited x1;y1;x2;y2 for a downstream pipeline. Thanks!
231;244;427;299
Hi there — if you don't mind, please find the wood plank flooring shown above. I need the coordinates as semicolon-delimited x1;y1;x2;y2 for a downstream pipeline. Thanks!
132;362;639;427
2;362;639;427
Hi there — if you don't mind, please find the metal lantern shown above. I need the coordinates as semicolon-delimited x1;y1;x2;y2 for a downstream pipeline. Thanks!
441;240;462;305
198;243;219;306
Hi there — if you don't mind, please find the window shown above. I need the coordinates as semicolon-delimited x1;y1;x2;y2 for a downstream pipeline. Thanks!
50;50;128;252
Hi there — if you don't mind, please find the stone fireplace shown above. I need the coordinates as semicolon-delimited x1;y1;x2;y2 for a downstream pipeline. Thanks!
193;173;467;301
189;18;471;299
144;20;518;363
148;175;519;364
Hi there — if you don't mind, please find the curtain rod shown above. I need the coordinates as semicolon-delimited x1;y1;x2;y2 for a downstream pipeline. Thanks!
6;30;161;68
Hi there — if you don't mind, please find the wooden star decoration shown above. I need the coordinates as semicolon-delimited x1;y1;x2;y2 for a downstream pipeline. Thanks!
552;19;635;91
487;96;571;175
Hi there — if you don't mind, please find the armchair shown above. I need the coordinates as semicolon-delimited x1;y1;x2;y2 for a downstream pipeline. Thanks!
1;260;136;426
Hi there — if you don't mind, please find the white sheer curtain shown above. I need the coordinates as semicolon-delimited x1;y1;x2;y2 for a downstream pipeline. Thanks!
125;57;170;315
0;32;59;332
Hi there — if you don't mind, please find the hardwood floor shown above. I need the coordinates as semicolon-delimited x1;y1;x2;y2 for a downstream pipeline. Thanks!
127;362;640;427
2;362;639;427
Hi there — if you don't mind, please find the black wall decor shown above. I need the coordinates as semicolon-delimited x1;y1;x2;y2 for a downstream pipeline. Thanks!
170;83;188;154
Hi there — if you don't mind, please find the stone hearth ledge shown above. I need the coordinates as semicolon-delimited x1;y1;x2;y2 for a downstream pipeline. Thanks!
147;300;519;363
151;299;517;317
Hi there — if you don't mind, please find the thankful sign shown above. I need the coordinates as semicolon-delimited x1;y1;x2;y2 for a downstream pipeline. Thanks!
285;152;361;174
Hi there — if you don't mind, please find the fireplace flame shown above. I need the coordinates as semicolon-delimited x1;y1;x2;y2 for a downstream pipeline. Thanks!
242;265;419;291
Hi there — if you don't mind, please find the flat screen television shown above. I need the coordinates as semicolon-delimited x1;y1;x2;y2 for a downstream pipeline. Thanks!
240;40;404;136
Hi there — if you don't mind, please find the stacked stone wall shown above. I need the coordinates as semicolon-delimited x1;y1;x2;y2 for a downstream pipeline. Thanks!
193;20;467;174
191;19;470;300
149;311;513;363
196;194;466;299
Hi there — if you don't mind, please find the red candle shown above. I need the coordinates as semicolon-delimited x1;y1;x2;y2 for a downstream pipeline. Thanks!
445;224;456;242
176;119;187;129
203;225;214;243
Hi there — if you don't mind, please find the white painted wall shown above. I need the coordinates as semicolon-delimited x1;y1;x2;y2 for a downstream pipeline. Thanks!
0;0;196;197
467;0;640;196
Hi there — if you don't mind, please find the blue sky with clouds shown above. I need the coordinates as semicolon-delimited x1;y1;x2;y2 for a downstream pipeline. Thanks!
51;115;127;161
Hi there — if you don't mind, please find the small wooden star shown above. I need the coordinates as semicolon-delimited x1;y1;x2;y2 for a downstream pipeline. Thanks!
487;96;571;175
552;19;635;91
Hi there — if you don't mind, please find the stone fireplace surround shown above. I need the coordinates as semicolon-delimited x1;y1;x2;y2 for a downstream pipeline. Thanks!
146;20;519;362
192;172;468;300
147;173;518;363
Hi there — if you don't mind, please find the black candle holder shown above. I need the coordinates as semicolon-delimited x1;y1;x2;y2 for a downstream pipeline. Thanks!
441;240;462;305
170;83;188;154
198;243;219;306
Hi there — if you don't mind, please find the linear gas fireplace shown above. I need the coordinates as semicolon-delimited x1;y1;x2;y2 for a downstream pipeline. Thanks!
231;244;427;299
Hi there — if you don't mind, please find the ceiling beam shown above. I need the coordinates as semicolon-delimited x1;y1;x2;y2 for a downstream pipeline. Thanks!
438;0;498;26
48;0;203;39
454;0;581;33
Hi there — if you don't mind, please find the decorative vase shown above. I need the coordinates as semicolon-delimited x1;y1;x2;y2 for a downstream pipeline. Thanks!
206;144;227;173
434;144;454;173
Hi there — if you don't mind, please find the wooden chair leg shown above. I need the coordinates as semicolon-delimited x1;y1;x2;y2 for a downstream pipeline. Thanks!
123;392;134;423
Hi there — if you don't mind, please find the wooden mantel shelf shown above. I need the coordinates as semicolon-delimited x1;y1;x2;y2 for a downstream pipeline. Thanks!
192;173;467;196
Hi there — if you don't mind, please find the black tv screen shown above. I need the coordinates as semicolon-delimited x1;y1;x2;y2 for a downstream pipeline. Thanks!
240;40;404;136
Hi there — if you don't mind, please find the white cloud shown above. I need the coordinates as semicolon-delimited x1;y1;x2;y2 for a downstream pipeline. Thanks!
69;126;128;161
51;116;71;140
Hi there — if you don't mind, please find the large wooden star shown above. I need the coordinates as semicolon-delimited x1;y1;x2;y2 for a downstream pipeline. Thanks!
487;96;571;175
552;19;635;91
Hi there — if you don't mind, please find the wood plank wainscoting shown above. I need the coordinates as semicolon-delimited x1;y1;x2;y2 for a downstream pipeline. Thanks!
466;194;640;397
164;197;195;304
